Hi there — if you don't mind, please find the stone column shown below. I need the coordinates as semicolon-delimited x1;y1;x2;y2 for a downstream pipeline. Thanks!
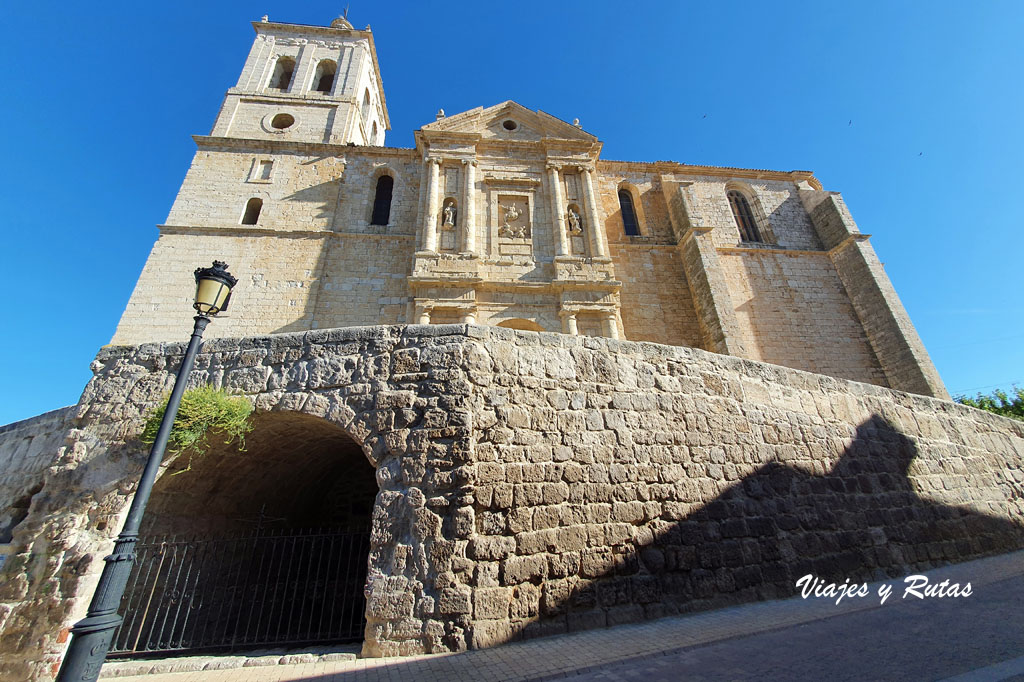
580;166;607;258
415;303;432;325
462;159;477;254
602;312;620;340
560;311;578;335
422;158;441;253
548;164;569;257
462;310;477;325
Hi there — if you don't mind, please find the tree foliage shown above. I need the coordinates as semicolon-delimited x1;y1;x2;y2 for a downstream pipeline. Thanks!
955;386;1024;421
141;385;254;473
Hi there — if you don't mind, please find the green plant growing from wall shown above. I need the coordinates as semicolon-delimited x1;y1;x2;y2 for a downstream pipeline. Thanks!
140;385;254;474
955;386;1024;422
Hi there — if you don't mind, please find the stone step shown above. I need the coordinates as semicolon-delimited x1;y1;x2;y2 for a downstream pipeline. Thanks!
99;647;359;677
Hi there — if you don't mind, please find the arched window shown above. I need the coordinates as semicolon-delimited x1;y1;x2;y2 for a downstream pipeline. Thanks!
727;190;762;242
270;57;295;91
241;198;263;225
370;175;393;225
618;189;640;236
313;59;336;93
370;121;378;145
361;89;371;123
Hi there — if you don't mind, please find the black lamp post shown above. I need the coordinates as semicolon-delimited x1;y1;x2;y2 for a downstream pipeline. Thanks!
57;261;237;682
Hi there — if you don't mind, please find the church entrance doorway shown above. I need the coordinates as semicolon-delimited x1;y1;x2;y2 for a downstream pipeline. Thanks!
107;411;377;657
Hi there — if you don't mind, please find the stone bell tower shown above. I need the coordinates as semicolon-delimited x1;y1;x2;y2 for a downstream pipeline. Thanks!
210;15;389;146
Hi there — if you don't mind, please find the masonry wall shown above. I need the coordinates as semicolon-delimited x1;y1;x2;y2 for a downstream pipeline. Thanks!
112;147;423;345
718;249;886;385
0;408;74;545
1;327;1020;680
312;233;414;327
606;243;702;347
456;329;1022;647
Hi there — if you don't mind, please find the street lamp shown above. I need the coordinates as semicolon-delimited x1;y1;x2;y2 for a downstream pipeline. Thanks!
57;261;237;682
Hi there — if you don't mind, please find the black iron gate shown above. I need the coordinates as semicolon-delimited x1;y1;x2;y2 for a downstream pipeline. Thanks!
109;528;370;656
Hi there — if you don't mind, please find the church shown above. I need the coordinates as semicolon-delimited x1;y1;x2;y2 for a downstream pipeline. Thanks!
113;15;947;400
7;16;1023;682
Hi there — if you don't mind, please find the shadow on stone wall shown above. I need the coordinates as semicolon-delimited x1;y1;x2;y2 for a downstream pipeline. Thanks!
494;414;1024;647
205;413;1024;678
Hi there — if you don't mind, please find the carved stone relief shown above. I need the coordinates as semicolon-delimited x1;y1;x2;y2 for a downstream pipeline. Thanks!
497;196;530;239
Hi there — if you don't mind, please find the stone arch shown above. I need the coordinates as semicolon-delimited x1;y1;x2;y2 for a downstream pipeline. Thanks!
142;411;377;537
111;410;379;655
311;58;337;94
11;329;476;676
725;181;774;243
268;55;296;91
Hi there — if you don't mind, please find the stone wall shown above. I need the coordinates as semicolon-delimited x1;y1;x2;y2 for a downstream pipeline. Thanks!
0;407;74;545
3;326;1020;679
717;249;886;385
606;243;702;348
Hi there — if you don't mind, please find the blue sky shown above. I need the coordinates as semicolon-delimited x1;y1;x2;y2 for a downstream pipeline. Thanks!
2;1;1022;425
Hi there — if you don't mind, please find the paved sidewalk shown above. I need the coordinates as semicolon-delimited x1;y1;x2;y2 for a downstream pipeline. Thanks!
103;550;1024;682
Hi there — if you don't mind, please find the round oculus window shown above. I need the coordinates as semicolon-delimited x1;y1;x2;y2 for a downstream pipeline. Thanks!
502;119;518;131
271;113;295;130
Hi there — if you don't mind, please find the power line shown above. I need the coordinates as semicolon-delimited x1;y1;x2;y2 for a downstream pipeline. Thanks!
949;379;1023;395
930;333;1024;351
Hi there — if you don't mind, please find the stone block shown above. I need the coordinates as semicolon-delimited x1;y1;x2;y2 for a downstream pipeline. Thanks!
502;554;548;584
438;587;472;615
468;535;516;560
473;587;511;620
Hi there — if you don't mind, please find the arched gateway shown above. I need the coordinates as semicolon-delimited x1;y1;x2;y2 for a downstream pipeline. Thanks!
109;412;378;656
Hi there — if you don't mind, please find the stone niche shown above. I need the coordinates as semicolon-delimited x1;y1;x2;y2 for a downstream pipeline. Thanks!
2;325;1023;680
483;171;539;260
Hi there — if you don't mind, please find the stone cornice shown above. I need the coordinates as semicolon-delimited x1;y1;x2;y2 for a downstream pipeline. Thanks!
192;135;418;158
160;224;331;238
599;159;821;188
481;174;541;187
158;224;416;240
230;93;349;108
607;240;679;249
717;245;832;257
677;225;715;247
827;233;872;255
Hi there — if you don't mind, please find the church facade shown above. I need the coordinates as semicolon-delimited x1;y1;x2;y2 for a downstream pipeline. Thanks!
21;16;1024;681
113;16;948;400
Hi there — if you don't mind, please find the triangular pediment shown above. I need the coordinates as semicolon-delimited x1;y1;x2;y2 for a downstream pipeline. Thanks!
420;101;597;143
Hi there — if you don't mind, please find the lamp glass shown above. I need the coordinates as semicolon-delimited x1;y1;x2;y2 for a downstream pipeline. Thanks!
194;278;230;315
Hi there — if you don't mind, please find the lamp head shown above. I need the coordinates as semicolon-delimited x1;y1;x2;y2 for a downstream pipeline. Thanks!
193;261;237;316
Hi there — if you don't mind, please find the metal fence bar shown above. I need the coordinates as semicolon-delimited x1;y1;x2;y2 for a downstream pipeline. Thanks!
109;528;368;657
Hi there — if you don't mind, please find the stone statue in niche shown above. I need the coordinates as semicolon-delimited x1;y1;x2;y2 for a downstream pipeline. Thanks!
442;199;457;229
567;206;582;235
499;202;530;239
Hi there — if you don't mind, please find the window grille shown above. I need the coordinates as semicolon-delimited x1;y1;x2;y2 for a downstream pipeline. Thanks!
727;190;762;242
618;190;640;236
